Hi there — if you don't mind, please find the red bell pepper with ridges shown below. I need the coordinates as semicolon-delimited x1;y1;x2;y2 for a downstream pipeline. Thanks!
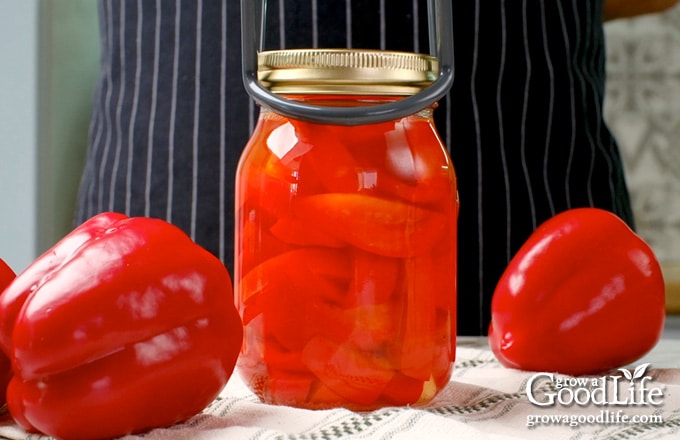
0;258;16;295
0;258;17;410
0;213;243;440
488;208;665;376
0;212;127;352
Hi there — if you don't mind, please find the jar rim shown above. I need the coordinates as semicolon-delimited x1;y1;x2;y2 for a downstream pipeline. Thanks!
257;49;439;96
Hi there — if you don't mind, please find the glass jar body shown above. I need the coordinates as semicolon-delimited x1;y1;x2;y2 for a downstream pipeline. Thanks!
234;97;458;410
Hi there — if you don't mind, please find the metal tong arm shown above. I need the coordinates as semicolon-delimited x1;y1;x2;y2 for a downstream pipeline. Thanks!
240;0;454;125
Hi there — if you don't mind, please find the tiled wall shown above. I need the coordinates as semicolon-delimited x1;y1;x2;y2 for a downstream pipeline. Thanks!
604;6;680;263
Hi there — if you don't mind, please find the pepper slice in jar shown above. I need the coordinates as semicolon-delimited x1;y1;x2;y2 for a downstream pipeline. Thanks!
239;248;352;350
292;193;448;258
321;119;455;206
301;336;394;407
397;256;437;381
236;206;293;277
294;122;363;194
269;215;346;249
381;119;455;206
344;250;400;307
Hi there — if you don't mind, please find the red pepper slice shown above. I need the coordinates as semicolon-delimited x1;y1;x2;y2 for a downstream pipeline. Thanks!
295;122;363;193
292;193;448;257
238;119;302;220
344;250;400;307
488;208;666;375
301;336;394;407
324;119;455;206
238;164;295;221
295;120;457;208
236;205;292;277
263;371;316;406
305;382;346;408
239;248;352;350
397;257;437;381
0;213;243;439
401;118;455;188
269;215;346;248
240;248;351;308
381;372;427;406
341;302;401;353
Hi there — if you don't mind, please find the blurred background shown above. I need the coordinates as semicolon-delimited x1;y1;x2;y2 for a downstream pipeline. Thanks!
0;1;678;309
0;0;99;272
603;7;680;311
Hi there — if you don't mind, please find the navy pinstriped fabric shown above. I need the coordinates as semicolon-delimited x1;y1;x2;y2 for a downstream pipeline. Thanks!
74;0;634;335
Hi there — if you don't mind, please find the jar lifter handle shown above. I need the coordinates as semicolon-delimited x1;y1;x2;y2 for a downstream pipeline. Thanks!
240;0;454;126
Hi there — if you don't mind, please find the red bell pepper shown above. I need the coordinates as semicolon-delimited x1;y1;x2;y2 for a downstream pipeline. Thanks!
0;258;16;410
488;208;665;376
0;213;243;440
0;258;16;293
0;212;127;351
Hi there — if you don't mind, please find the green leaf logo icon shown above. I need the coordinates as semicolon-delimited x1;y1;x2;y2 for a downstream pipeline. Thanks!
618;363;650;383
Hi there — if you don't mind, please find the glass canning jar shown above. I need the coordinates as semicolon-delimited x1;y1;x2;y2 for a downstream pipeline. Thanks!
234;49;458;410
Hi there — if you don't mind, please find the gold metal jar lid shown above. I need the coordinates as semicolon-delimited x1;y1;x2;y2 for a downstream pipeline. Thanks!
257;49;439;96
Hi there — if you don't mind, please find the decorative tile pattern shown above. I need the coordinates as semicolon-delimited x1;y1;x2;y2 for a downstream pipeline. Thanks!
604;6;680;263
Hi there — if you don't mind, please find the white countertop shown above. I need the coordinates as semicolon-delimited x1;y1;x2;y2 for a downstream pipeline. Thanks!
636;314;680;368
